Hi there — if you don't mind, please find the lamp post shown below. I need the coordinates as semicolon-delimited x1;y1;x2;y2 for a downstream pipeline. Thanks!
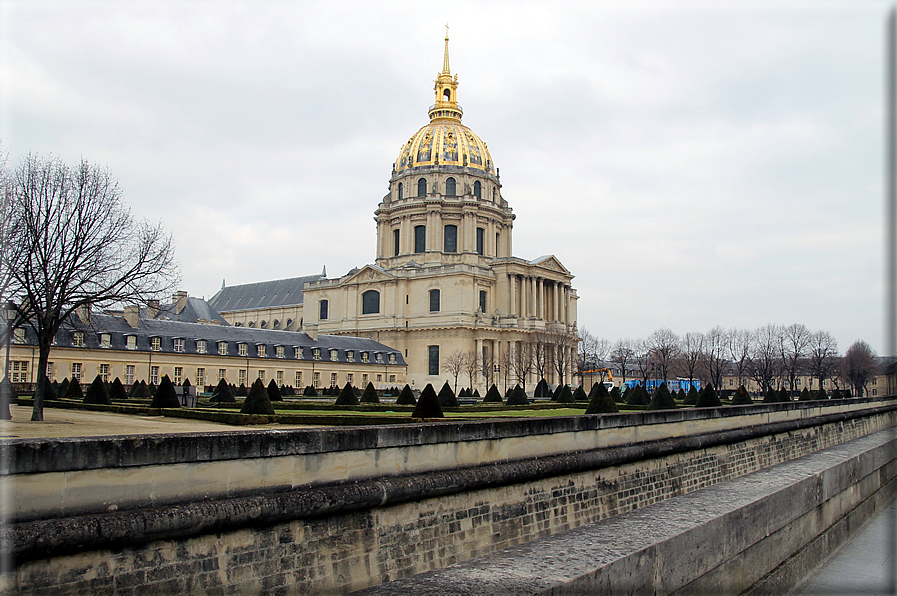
2;301;16;420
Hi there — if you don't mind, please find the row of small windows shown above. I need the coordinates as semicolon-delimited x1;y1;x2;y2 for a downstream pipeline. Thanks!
234;318;294;329
392;225;489;256
65;331;396;363
397;179;485;200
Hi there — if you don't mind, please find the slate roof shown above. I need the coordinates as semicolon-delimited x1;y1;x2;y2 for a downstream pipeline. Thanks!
151;297;229;325
208;274;326;313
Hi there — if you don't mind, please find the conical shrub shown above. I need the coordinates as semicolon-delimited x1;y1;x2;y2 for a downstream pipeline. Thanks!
677;388;687;402
506;384;530;406
266;379;283;402
361;382;380;403
647;382;677;410
625;384;649;406
684;386;699;405
556;384;575;404
236;383;248;397
62;377;83;400
304;385;318;397
396;384;417;405
778;387;791;402
534;379;550;398
41;376;57;402
695;383;722;408
210;377;236;403
551;384;562;402
798;387;813;401
609;386;622;403
573;385;588;402
505;386;514;398
335;382;359;406
151;375;181;408
762;387;777;403
730;385;753;406
134;380;151;398
1;376;18;403
585;381;618;414
483;384;503;403
109;377;128;401
438;381;458;407
472;389;480;398
148;382;157;396
241;378;275;415
831;388;842;399
815;388;828;400
411;383;443;418
127;379;138;397
58;378;70;399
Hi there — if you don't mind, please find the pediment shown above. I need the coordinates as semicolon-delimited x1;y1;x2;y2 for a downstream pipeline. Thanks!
342;264;395;284
530;255;570;275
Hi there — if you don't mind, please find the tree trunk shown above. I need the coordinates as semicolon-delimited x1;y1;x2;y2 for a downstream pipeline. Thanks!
31;337;52;421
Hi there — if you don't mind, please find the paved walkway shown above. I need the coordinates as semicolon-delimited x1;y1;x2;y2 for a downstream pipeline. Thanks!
0;405;308;439
793;498;897;595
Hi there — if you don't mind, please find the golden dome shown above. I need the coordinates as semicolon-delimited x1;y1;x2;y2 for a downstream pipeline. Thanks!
394;32;495;176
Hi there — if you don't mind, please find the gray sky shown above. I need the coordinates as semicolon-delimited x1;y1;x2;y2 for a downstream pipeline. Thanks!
1;0;891;355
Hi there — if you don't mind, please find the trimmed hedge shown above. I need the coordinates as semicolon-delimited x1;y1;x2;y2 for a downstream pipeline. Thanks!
360;382;380;404
210;378;236;403
506;384;529;406
109;377;129;402
241;378;275;415
334;382;359;406
151;375;181;408
647;383;677;410
730;385;753;406
62;378;83;400
695;383;722;408
395;384;417;405
267;379;283;402
483;384;503;403
585;381;618;414
411;383;443;418
438;381;458;407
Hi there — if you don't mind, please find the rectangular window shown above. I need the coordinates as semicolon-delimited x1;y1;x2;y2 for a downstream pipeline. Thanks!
151;337;161;352
414;225;426;253
100;334;111;349
150;365;159;385
276;346;284;359
173;338;185;353
347;350;355;362
295;347;302;359
330;372;337;387
347;373;353;384
46;361;54;381
479;290;486;313
173;366;183;384
314;372;320;387
238;343;247;357
99;363;110;382
126;335;137;350
72;332;84;347
476;227;485;256
276;370;283;385
218;342;228;356
362;374;368;384
389;374;396;383
313;348;321;360
197;340;207;354
377;374;382;382
430;289;440;312
443;225;457;253
12;328;25;344
295;371;302;387
362;352;369;363
238;369;246;385
196;368;205;388
320;300;329;320
330;349;338;361
257;345;266;358
11;361;28;383
258;370;265;383
219;369;227;382
125;365;135;385
428;345;439;376
390;353;397;364
393;229;400;256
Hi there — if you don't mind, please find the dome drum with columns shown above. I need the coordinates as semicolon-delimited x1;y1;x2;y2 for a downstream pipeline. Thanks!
212;33;580;392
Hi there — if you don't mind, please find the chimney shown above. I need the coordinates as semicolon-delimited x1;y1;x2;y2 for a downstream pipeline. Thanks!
307;323;318;341
124;305;140;328
76;303;91;324
173;291;188;314
147;299;160;319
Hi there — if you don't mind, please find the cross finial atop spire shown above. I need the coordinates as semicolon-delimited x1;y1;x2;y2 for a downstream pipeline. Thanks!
442;23;451;74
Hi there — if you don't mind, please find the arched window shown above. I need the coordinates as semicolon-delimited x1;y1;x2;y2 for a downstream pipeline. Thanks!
473;181;481;199
397;182;403;200
286;318;293;328
319;300;329;320
418;178;427;197
445;177;456;196
429;289;440;312
444;225;457;253
248;321;255;328
260;320;267;328
362;290;380;314
492;187;496;201
443;88;451;102
273;320;280;329
414;225;426;253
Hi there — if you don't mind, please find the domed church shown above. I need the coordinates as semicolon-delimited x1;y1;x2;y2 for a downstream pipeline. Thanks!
211;34;579;392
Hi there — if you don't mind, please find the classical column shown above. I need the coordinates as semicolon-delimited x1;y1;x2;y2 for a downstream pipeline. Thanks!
530;276;537;319
552;281;559;322
509;274;517;316
536;278;543;320
564;285;571;325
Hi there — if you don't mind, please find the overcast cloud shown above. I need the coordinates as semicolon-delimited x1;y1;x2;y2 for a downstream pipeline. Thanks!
1;0;890;354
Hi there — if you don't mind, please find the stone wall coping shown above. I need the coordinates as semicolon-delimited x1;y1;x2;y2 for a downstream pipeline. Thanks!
2;397;893;475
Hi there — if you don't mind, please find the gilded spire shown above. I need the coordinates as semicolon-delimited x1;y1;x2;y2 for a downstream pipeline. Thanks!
443;24;450;74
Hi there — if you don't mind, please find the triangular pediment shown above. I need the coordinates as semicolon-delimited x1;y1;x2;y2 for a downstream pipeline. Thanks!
529;255;571;275
341;264;395;284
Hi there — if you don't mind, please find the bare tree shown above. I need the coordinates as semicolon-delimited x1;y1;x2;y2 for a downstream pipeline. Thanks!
779;323;811;394
634;339;652;386
481;346;495;389
444;350;467;394
4;153;178;421
551;331;577;387
726;328;754;389
531;333;551;383
610;338;636;383
647;327;679;383
577;327;598;376
842;340;877;397
749;324;781;393
701;326;728;390
679;332;704;387
513;341;533;389
463;349;480;391
498;346;513;392
807;330;838;392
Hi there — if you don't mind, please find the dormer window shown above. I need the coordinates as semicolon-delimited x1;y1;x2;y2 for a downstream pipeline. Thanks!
126;335;137;350
294;347;302;359
389;353;397;364
362;352;369;363
151;337;161;352
218;341;228;355
173;338;185;353
238;343;247;356
197;340;207;354
100;334;111;349
257;344;266;358
347;350;355;363
13;329;25;344
330;349;338;361
376;353;383;364
312;348;321;360
276;346;284;358
72;332;85;347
